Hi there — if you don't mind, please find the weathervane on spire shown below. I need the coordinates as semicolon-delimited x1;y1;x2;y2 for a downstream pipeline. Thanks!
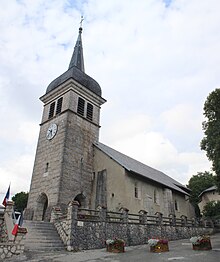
80;16;84;28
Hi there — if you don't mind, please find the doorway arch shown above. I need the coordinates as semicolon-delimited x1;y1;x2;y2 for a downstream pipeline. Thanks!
74;193;86;208
34;193;48;221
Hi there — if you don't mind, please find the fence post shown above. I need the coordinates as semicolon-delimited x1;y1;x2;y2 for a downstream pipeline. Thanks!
120;207;129;223
139;210;148;224
155;212;163;226
169;213;176;226
181;215;187;226
66;200;79;251
99;206;107;222
191;217;195;227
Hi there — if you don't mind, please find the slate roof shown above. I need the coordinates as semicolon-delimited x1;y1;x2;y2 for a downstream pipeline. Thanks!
199;185;217;197
46;66;102;96
95;142;189;195
46;27;102;97
68;27;85;72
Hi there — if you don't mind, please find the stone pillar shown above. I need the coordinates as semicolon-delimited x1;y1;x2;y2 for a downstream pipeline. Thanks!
155;212;163;226
66;201;79;251
181;215;187;226
169;214;176;226
50;206;63;223
139;210;148;224
120;207;129;223
4;201;15;241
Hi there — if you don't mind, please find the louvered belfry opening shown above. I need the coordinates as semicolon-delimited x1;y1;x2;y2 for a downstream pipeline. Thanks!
56;97;63;115
48;102;55;119
77;97;85;116
86;103;93;121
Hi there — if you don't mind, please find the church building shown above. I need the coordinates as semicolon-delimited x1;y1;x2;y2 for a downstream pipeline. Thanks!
25;26;193;221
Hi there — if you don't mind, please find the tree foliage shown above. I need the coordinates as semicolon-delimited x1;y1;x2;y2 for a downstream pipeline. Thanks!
203;201;220;218
187;171;216;205
201;88;220;191
12;191;29;212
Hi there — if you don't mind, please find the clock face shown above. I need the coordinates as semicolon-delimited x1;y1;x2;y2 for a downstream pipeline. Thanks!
46;123;58;140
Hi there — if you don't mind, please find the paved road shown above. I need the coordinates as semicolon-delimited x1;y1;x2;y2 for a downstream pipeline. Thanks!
7;233;220;262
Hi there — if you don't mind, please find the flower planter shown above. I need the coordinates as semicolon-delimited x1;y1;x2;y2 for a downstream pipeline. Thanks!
148;239;169;253
190;236;212;251
106;239;125;253
106;244;125;253
192;239;212;251
150;242;169;253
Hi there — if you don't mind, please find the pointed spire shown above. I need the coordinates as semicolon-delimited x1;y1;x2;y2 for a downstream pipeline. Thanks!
68;17;85;72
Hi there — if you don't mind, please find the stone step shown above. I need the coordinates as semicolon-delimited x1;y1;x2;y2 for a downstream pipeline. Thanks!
26;238;63;243
26;234;63;240
23;220;65;251
25;241;64;247
23;223;55;229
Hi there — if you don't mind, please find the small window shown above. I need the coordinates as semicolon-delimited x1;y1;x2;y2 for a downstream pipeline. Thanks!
154;189;159;205
174;200;179;211
134;183;138;198
56;97;63;115
45;163;49;173
86;103;93;121
48;102;55;119
77;97;85;116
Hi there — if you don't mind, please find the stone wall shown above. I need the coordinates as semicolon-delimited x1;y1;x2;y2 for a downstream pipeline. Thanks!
52;201;214;251
0;203;27;261
0;214;7;243
69;220;212;250
0;235;25;260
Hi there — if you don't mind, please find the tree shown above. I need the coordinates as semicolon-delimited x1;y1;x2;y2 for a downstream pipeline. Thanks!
187;172;216;216
203;201;220;218
201;88;220;191
12;192;29;212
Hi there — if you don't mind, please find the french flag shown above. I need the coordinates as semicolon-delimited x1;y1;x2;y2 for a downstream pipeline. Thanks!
12;215;21;236
2;185;10;207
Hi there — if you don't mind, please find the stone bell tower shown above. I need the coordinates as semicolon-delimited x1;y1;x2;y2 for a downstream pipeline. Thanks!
25;26;106;221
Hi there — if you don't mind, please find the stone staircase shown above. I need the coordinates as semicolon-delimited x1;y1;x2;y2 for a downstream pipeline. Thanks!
23;220;65;251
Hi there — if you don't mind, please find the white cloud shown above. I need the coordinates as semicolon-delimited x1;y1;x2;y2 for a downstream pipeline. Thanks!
109;129;211;185
1;154;33;196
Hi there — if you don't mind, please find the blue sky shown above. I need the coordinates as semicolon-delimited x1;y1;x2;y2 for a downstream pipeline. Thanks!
163;0;172;7
1;0;220;200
